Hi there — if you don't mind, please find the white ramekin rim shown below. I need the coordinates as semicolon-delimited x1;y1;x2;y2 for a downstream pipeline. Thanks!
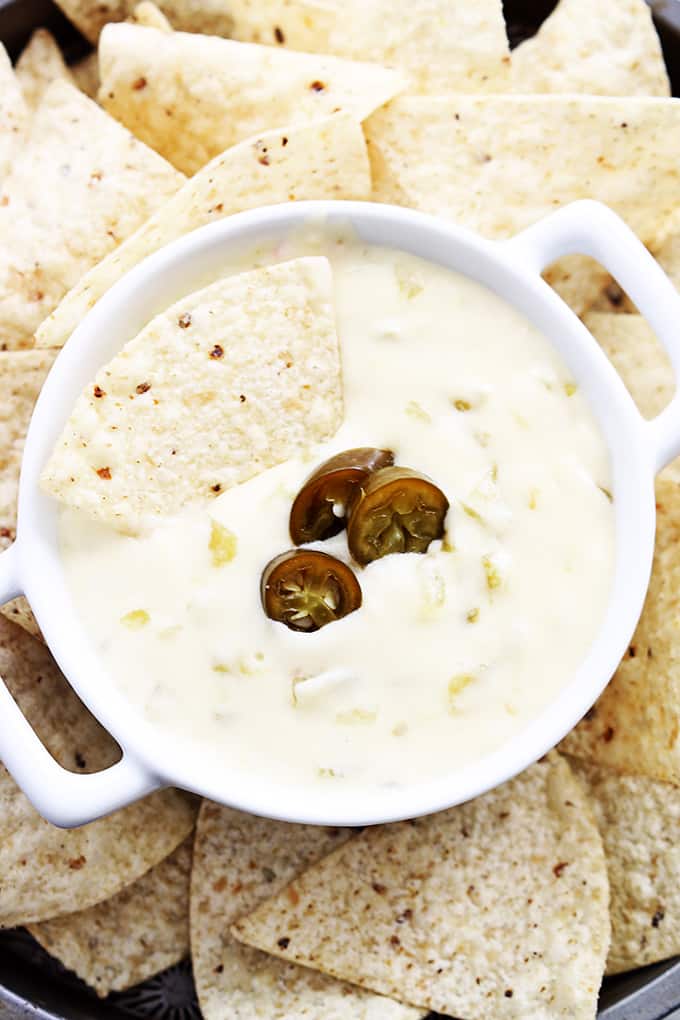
2;199;679;827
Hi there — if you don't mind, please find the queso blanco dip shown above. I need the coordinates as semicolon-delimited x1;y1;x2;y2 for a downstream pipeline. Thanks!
59;242;615;791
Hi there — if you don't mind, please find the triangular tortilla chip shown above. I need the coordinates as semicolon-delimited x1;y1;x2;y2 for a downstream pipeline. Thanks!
52;0;127;42
0;45;28;183
0;616;116;773
561;477;680;784
227;0;510;94
70;53;100;99
129;0;172;29
0;80;184;350
653;211;680;292
0;361;46;633
223;0;336;49
366;95;680;315
511;0;669;96
0;351;57;549
98;23;405;173
29;836;192;997
586;279;636;315
569;758;680;976
232;756;609;1020
543;256;611;319
0;599;41;640
42;257;342;530
0;617;197;926
53;0;234;43
583;313;672;420
0;351;56;641
367;94;680;246
15;29;75;111
190;801;422;1020
36;115;371;350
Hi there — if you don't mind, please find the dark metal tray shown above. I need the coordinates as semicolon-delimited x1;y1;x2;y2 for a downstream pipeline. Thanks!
1;0;679;1016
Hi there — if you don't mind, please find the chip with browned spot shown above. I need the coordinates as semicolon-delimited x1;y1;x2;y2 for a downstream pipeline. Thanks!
232;756;609;1020
190;800;422;1020
29;837;193;997
41;258;342;531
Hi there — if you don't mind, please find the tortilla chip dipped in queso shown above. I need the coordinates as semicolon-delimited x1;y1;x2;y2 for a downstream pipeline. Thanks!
42;258;342;525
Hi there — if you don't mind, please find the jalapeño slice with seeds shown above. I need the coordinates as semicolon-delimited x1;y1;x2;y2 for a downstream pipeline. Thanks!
347;466;449;565
261;549;362;632
289;447;394;545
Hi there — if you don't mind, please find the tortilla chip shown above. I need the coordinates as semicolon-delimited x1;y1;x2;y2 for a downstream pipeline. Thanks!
366;95;680;315
511;0;669;97
583;313;672;420
54;0;234;43
98;23;405;174
0;616;116;772
653;213;680;293
543;257;611;319
191;801;422;1020
70;53;100;99
233;756;610;1019
591;223;680;318
57;2;176;99
561;477;680;784
0;351;57;549
129;0;172;29
0;616;197;927
227;0;511;94
569;759;680;975
0;350;46;658
29;836;192;997
587;280;636;315
0;80;184;350
15;29;74;111
36;115;369;351
53;0;127;42
0;45;28;183
224;0;336;49
367;95;680;246
367;93;680;315
0;599;41;640
42;257;342;530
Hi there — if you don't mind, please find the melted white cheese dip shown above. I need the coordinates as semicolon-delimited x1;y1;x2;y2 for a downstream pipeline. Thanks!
59;243;615;791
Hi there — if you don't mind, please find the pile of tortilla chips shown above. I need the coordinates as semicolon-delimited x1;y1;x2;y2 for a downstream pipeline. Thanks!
1;0;679;1014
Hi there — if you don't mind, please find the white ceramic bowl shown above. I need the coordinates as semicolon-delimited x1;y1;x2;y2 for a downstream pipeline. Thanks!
1;199;680;829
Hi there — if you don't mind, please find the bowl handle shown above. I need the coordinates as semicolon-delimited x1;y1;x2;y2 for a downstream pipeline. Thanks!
0;543;161;828
505;199;680;474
